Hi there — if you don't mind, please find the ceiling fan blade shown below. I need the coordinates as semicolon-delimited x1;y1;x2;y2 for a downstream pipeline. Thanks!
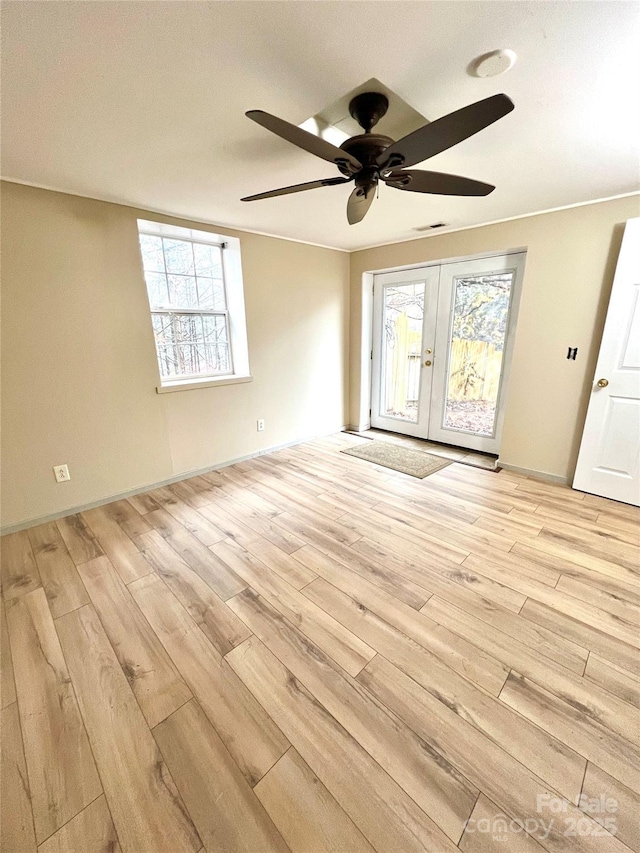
384;169;495;196
377;94;514;170
241;176;350;202
347;185;376;225
246;110;362;173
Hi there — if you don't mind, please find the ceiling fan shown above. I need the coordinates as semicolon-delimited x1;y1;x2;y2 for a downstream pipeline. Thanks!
241;91;514;224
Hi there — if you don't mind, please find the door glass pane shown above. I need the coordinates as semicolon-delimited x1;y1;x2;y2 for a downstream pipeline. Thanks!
381;282;425;422
443;272;514;437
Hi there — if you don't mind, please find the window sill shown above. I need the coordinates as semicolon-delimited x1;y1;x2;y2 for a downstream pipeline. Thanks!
156;374;253;394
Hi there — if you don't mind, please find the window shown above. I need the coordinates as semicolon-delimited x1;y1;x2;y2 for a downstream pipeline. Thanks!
137;220;250;391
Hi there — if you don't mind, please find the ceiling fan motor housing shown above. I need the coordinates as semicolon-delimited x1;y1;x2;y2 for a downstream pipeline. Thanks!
338;134;394;177
337;91;395;179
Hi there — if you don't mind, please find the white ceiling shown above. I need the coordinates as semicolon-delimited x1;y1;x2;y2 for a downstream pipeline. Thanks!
2;1;639;251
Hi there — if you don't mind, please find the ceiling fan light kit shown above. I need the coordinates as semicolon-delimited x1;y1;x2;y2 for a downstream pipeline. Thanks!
242;90;514;224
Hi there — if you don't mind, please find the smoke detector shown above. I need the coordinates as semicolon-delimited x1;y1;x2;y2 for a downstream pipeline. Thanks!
470;49;517;78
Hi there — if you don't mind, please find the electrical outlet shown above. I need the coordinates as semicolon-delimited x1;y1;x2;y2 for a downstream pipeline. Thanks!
53;464;71;483
257;419;265;432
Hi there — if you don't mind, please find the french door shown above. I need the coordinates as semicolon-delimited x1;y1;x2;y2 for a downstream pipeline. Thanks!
371;266;439;438
371;252;526;454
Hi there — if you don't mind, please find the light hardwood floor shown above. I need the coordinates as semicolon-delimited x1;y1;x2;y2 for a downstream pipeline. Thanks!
1;432;639;853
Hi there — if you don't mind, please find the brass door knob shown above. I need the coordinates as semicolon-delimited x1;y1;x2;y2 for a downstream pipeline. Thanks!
424;360;432;367
597;378;609;388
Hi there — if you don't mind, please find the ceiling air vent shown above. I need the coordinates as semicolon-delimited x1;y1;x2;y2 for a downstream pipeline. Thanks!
413;222;449;232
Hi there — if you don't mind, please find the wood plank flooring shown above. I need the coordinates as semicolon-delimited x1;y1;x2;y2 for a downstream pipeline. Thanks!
1;432;639;852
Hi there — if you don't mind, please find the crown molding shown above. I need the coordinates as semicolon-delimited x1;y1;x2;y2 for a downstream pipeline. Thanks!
3;177;638;254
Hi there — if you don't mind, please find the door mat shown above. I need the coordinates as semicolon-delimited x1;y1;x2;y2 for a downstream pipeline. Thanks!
341;441;453;478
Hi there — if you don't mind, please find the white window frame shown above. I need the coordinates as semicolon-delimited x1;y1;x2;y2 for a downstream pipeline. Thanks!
137;219;251;393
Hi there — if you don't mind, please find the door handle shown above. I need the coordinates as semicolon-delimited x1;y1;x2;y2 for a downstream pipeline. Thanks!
596;378;609;388
424;360;432;367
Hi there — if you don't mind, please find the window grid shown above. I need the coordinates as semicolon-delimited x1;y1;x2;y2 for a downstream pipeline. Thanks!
139;232;234;381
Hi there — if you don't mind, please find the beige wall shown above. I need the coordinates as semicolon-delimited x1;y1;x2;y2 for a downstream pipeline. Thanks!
350;196;640;480
1;182;350;529
3;182;637;528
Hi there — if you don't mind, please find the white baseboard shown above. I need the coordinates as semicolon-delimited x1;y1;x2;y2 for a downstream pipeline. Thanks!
1;425;349;535
497;461;568;484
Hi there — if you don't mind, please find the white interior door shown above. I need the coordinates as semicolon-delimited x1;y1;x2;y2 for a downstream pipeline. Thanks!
573;217;640;506
428;253;526;453
371;267;439;438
